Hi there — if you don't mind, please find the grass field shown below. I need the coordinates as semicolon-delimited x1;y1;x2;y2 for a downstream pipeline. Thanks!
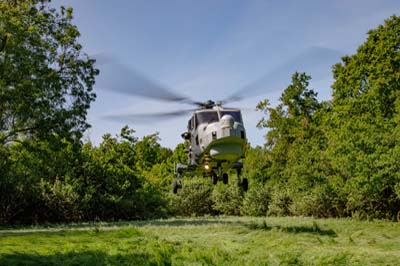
0;216;399;266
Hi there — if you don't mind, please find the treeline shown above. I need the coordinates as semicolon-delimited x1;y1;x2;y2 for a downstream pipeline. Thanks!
0;127;180;225
245;15;400;220
0;126;265;225
1;1;400;225
0;125;273;224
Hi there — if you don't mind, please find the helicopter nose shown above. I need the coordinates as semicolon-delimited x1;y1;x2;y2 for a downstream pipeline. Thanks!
220;114;235;129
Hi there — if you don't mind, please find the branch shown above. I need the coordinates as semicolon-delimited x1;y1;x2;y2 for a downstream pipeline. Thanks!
1;125;42;144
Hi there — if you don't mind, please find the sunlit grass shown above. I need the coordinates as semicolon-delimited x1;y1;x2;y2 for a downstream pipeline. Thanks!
1;216;399;265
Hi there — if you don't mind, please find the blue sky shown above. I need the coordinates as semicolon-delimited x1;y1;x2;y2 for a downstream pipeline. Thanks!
58;0;399;148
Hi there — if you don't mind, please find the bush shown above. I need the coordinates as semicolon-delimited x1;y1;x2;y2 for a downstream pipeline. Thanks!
267;187;293;217
241;183;271;216
395;182;400;202
137;182;168;219
344;174;400;220
39;178;82;222
211;182;243;215
168;177;214;216
290;184;344;218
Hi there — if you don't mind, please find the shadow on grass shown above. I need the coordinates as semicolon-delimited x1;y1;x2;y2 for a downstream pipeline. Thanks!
0;250;172;266
0;217;337;238
134;218;245;227
0;217;243;236
0;218;239;238
245;220;337;237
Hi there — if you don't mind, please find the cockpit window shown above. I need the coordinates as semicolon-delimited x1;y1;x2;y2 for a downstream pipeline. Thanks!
195;111;219;125
220;111;242;123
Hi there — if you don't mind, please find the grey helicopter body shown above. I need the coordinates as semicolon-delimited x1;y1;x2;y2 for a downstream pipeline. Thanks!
174;100;248;193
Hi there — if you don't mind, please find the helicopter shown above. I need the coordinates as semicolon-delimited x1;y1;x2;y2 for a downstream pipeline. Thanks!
174;99;248;193
103;94;250;193
96;57;253;193
96;46;341;193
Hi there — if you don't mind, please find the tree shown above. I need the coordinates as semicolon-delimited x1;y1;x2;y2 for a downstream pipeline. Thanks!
327;15;400;218
242;146;271;183
134;133;172;172
0;0;98;144
255;72;342;217
256;72;323;182
332;15;400;119
172;143;188;165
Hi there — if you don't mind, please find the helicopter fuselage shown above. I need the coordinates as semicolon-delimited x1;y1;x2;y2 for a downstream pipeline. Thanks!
181;105;247;175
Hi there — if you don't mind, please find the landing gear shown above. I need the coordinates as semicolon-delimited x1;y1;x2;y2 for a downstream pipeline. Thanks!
211;171;218;185
241;178;248;191
172;179;182;194
236;166;248;192
211;171;228;185
222;173;229;184
173;163;187;194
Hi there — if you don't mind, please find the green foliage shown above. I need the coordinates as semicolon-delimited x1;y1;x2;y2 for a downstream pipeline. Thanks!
332;15;400;118
142;142;185;191
242;146;270;183
168;177;214;216
0;137;83;224
144;162;174;190
211;182;244;215
267;187;293;217
39;178;82;222
256;72;326;187
136;182;168;219
76;127;168;221
290;184;345;218
79;132;141;220
241;182;270;216
252;16;400;220
172;143;188;164
0;0;98;144
0;125;170;225
134;133;171;171
326;15;400;219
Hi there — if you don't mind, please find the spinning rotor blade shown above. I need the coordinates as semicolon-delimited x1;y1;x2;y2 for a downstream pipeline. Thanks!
223;46;342;103
95;54;200;105
102;109;196;123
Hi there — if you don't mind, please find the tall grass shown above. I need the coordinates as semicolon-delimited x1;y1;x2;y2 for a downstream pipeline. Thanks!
0;216;399;265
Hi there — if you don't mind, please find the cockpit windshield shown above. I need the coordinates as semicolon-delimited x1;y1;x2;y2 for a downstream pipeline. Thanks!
196;111;219;125
220;111;242;123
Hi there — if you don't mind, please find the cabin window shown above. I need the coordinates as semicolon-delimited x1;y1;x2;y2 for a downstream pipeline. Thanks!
195;111;219;125
220;111;242;123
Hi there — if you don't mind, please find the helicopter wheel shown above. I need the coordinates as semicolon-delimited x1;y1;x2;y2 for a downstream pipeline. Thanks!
172;180;181;194
241;178;248;192
236;167;242;186
211;172;218;185
222;173;228;184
